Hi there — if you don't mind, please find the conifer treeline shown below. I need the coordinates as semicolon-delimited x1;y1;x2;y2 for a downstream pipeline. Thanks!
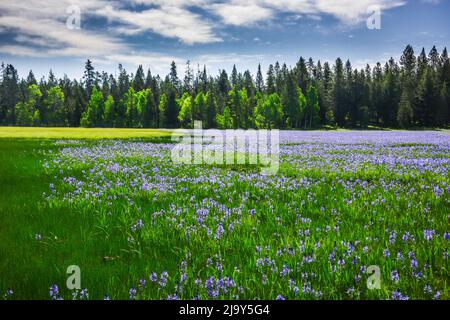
1;44;449;129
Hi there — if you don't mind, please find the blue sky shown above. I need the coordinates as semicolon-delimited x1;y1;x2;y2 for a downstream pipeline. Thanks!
0;0;449;80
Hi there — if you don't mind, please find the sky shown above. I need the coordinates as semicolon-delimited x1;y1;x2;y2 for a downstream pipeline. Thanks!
0;0;449;80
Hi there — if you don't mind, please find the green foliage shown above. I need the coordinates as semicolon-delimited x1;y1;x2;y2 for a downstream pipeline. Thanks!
103;95;115;128
254;93;284;129
44;86;65;126
15;84;42;125
177;92;193;128
305;85;320;128
81;87;104;127
397;90;414;128
216;106;233;129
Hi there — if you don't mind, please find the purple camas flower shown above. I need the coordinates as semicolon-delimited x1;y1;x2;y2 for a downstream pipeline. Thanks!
424;283;432;294
4;289;13;298
80;288;89;300
159;271;169;287
411;258;418;269
215;223;225;239
49;284;59;300
280;265;291;278
129;287;137;300
423;229;435;241
131;219;144;232
149;272;157;282
444;232;450;240
276;294;285;300
391;270;399;283
392;289;409;300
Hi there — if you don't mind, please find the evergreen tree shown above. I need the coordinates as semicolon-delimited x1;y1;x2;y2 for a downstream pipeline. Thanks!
133;65;145;92
256;64;264;93
83;59;95;97
266;64;276;95
397;90;414;128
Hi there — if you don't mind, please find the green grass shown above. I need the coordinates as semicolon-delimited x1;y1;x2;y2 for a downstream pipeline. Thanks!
0;126;173;140
0;130;449;300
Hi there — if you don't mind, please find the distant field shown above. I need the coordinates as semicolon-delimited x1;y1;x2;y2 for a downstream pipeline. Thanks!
0;127;173;140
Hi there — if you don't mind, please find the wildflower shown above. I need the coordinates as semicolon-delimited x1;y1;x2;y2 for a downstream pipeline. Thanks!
80;288;89;300
411;258;418;269
423;283;432;295
49;284;60;300
433;291;441;300
35;234;42;241
444;232;450;240
423;229;435;241
4;289;13;299
131;219;144;232
149;272;157;282
391;270;399;283
280;265;291;278
276;294;285;300
103;294;110;300
215;223;225;239
129;287;137;300
392;289;408;300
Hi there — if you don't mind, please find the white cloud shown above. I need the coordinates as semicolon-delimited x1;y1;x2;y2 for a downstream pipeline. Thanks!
210;1;273;26
95;4;221;45
208;0;405;26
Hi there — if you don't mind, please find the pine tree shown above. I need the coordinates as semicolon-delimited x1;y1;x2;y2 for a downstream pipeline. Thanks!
333;58;346;127
184;60;194;94
169;61;179;90
83;59;95;97
397;90;414;128
295;57;309;95
256;64;264;93
305;85;319;128
266;64;276;95
133;65;145;92
205;91;217;129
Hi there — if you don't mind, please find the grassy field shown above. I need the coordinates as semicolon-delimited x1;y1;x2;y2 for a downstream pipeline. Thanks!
0;126;173;140
0;128;449;300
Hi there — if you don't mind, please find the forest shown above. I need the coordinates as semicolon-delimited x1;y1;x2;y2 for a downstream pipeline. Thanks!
1;44;449;129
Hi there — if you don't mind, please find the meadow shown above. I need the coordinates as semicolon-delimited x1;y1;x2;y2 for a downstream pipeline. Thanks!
0;127;449;300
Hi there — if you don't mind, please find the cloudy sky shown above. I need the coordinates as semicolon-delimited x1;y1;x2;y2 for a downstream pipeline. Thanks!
0;0;449;79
